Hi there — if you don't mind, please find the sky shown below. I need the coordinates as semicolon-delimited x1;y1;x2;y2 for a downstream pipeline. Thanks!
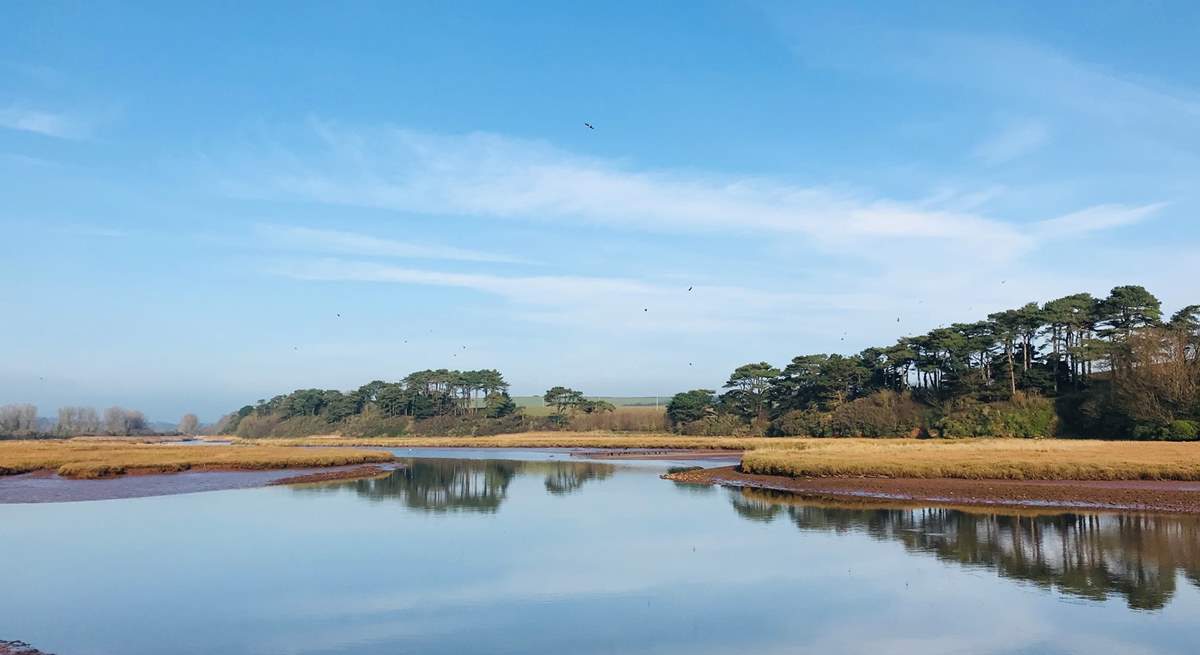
3;2;1200;422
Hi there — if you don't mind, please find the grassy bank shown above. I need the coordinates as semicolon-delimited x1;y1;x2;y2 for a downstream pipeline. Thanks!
740;438;1200;481
0;440;394;479
234;432;1200;480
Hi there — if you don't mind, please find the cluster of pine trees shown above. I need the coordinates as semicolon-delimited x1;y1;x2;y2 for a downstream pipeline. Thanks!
667;286;1200;439
221;369;518;436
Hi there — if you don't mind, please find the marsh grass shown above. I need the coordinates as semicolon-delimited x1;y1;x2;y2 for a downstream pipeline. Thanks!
740;438;1200;481
0;441;394;479
210;432;1200;481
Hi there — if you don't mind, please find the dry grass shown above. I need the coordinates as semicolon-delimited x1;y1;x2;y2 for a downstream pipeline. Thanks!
568;407;668;432
204;432;1200;481
740;438;1200;481
0;440;394;479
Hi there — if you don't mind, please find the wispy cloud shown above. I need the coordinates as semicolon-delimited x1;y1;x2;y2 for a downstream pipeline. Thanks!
271;257;888;334
221;123;1154;263
1035;202;1165;239
0;105;85;139
972;118;1049;164
256;224;527;264
932;35;1200;140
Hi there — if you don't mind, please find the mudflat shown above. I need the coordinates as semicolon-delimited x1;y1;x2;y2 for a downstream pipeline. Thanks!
666;466;1200;514
0;464;397;503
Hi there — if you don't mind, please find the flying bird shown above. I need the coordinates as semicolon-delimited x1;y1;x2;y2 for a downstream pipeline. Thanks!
336;313;341;317
688;286;693;292
644;308;648;312
584;122;594;129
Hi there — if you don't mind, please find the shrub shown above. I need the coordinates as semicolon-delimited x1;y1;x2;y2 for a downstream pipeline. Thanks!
770;409;830;437
769;392;921;437
934;393;1058;438
339;412;411;438
828;391;921;437
1164;420;1200;440
234;414;283;438
680;413;750;436
409;413;531;437
1132;419;1200;441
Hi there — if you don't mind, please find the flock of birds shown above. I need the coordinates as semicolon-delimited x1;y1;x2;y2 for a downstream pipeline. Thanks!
282;121;1015;372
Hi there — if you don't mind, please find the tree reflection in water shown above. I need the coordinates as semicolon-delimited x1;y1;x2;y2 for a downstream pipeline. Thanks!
730;488;1200;610
294;458;614;513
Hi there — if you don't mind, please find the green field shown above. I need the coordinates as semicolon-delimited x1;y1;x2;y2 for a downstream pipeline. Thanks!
511;396;666;415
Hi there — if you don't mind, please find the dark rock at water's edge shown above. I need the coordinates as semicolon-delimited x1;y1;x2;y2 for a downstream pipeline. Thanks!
0;640;54;655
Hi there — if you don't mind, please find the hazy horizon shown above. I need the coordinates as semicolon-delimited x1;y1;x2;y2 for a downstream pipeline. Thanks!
4;2;1200;421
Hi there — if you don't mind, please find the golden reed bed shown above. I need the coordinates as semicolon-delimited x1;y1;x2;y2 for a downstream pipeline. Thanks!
0;440;394;479
740;438;1200;481
242;432;1200;481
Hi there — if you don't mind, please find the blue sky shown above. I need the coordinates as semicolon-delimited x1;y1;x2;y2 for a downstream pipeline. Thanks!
3;2;1199;421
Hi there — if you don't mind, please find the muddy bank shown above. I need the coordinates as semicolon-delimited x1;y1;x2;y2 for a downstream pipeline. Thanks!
665;466;1200;514
0;464;401;504
0;641;53;655
569;448;742;461
269;465;392;485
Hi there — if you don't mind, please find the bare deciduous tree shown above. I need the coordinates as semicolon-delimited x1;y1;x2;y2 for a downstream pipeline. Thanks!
0;403;38;435
103;406;148;435
56;406;100;436
178;413;199;435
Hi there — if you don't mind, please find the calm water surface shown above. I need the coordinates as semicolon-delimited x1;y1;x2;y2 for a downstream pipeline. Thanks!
2;449;1199;654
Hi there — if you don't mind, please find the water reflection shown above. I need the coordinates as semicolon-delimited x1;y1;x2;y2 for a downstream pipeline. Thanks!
730;488;1200;610
295;458;615;512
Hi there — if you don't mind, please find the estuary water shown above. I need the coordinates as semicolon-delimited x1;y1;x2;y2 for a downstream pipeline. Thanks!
2;449;1198;654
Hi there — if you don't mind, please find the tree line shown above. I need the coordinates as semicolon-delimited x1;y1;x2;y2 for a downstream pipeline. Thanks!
221;369;521;435
0;404;204;438
667;285;1200;439
219;371;633;437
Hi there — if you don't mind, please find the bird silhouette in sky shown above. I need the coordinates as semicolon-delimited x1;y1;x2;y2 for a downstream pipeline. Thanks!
688;286;693;291
336;313;341;317
584;122;594;129
644;308;648;312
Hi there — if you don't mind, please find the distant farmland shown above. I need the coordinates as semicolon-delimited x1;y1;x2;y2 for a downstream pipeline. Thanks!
511;396;668;416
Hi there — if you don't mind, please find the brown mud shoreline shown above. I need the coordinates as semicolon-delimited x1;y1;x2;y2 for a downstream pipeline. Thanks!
0;463;400;504
268;465;393;485
665;465;1200;514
